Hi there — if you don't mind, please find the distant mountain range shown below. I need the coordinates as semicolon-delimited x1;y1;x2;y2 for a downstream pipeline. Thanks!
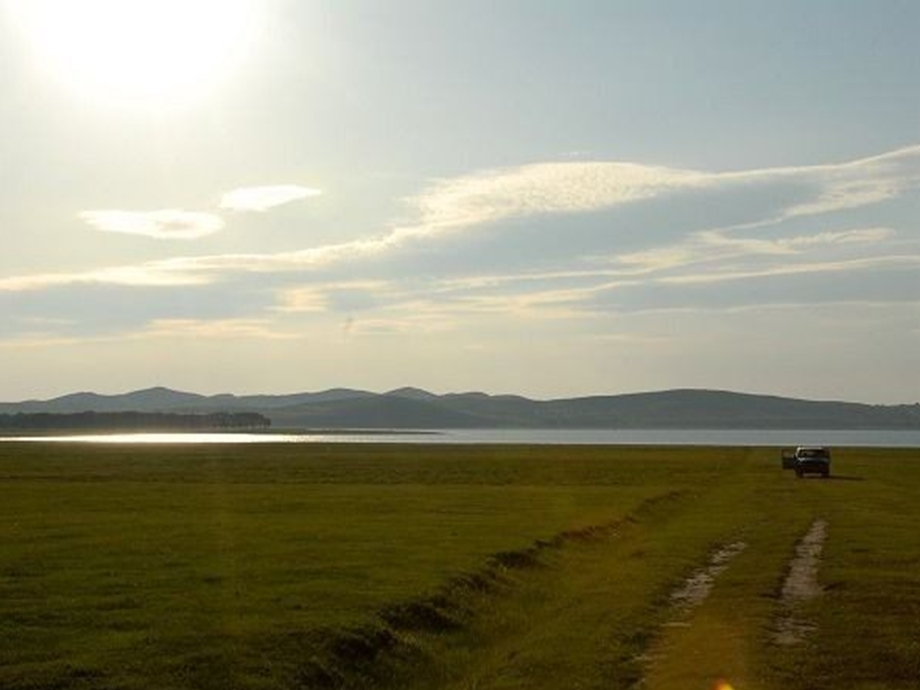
1;387;918;430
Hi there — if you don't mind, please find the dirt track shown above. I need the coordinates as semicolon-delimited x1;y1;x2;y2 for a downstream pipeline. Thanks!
670;541;748;610
774;519;827;645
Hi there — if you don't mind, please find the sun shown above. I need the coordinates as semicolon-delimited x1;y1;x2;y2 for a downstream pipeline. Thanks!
7;0;259;108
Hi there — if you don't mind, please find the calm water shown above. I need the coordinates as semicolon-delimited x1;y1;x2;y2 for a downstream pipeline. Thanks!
2;429;919;447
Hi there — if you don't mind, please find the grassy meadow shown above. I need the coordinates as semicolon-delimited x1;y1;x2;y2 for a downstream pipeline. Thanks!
1;442;918;689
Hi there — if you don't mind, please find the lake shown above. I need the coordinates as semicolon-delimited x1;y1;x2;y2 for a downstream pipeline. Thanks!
2;428;920;447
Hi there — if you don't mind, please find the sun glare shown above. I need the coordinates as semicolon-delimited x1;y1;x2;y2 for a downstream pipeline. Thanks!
7;0;259;108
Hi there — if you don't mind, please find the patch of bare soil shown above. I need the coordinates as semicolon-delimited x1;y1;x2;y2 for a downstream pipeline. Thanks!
670;541;748;609
774;519;827;646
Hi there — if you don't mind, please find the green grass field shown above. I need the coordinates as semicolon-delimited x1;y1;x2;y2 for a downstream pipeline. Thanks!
1;442;918;690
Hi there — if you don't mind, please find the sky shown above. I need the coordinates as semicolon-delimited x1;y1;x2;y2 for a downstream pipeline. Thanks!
0;0;918;403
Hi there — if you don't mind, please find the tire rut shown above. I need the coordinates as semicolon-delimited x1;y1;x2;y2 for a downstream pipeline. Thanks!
669;541;748;611
773;518;827;646
633;540;747;674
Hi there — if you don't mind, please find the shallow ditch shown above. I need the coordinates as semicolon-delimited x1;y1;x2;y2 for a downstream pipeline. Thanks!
297;491;689;689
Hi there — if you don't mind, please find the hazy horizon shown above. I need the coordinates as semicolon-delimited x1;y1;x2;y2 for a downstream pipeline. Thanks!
2;383;917;408
2;1;918;404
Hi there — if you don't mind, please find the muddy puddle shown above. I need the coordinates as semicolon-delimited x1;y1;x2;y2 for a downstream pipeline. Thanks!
670;541;748;610
633;541;748;672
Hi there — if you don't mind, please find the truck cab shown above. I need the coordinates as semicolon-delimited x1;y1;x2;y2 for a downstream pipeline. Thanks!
789;445;831;478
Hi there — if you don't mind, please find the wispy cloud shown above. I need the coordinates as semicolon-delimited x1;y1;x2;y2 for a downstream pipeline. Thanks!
0;318;295;350
0;264;211;292
402;144;920;235
275;281;394;313
79;210;225;239
610;227;898;274
781;146;920;218
77;183;320;242
404;161;709;233
142;318;297;340
7;145;919;295
219;185;322;212
657;254;920;286
340;313;459;337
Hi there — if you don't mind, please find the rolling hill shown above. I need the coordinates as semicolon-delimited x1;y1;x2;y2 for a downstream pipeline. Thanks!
1;388;918;430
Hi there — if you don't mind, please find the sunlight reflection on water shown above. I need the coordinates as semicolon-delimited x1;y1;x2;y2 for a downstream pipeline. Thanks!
0;433;402;444
1;429;919;446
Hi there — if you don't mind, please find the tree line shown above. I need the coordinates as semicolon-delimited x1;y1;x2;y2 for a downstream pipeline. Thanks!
0;411;271;431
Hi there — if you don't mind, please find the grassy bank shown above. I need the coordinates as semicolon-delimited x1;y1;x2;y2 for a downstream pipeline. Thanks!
1;443;918;689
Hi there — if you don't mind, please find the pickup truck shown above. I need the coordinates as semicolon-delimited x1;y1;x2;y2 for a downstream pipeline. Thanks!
782;446;831;478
